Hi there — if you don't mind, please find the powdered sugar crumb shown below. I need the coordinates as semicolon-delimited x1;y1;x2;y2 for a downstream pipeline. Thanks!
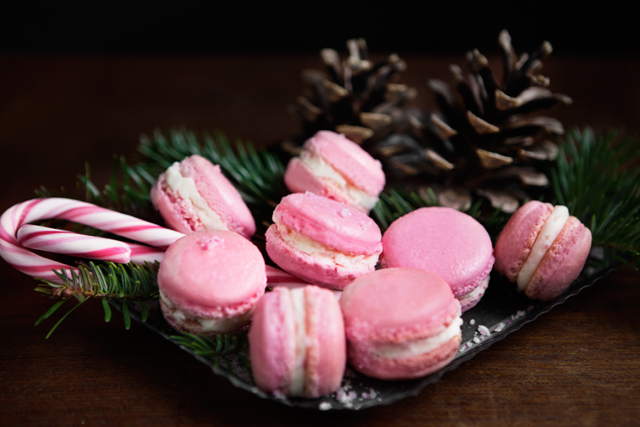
335;388;357;408
319;402;332;411
361;388;378;400
338;208;352;218
469;319;476;325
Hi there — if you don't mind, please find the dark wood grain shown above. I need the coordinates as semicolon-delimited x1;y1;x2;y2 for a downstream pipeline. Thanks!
0;54;638;427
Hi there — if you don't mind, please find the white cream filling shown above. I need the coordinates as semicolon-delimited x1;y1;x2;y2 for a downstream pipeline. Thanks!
517;205;569;291
375;317;463;359
289;288;307;396
457;276;490;302
275;223;379;270
160;291;251;333
299;150;379;211
164;162;228;231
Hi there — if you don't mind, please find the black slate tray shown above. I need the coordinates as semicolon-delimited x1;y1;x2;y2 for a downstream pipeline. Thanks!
118;254;615;411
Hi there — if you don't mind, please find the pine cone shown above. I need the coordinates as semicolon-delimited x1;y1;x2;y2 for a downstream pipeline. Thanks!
286;38;418;153
371;30;572;212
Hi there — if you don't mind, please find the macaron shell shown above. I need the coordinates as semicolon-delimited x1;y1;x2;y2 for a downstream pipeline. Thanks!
248;286;345;398
458;275;490;313
284;157;353;207
340;268;460;340
151;155;255;238
249;288;296;396
494;200;554;281
346;333;461;380
265;224;376;289
525;216;592;301
273;192;382;256
151;176;201;234
180;155;255;238
380;207;494;297
302;286;346;397
158;230;266;316
305;130;385;195
340;268;461;380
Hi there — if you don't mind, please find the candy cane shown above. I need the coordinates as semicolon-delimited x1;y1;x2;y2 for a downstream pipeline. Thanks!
1;197;313;286
0;198;185;283
17;224;166;264
265;265;342;299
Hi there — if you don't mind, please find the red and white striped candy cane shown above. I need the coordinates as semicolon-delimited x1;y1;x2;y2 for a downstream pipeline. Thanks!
17;225;166;264
0;198;184;283
265;265;342;299
1;197;311;287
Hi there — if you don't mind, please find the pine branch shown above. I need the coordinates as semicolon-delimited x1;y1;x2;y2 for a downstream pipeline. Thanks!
371;187;511;241
551;128;640;268
77;156;157;219
170;331;252;376
35;261;160;338
138;129;287;208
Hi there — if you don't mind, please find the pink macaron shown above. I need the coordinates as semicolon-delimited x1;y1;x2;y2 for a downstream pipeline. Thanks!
158;229;266;335
340;268;462;380
151;154;255;238
494;200;592;301
265;192;383;290
248;285;346;398
380;207;494;312
284;130;385;213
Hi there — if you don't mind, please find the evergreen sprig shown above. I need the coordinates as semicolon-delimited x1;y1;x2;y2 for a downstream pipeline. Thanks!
78;157;157;217
34;261;159;338
138;129;287;207
551;127;640;267
371;188;511;241
170;332;252;376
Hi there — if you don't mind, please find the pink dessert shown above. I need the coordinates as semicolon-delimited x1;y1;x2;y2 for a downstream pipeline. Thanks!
340;268;462;380
380;207;494;312
151;154;255;238
494;200;592;301
284;130;385;213
249;285;346;398
265;192;383;290
158;229;266;335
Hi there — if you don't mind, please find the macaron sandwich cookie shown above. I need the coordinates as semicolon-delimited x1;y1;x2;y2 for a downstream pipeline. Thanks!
340;268;462;380
151;154;255;238
266;192;383;290
284;130;385;213
249;285;346;398
494;200;592;301
380;207;494;312
158;230;266;335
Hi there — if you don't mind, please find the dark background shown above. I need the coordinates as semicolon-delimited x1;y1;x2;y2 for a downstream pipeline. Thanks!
1;3;639;56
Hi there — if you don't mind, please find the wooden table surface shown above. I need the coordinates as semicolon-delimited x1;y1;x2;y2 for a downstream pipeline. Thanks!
0;53;638;426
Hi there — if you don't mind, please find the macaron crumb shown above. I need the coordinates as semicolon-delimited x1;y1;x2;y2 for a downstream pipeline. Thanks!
469;319;476;325
197;235;223;250
478;325;490;336
361;388;378;400
335;388;358;407
494;322;506;332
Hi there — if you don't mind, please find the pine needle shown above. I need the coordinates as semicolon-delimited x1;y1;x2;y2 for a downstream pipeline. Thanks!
34;261;159;337
551;127;640;268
